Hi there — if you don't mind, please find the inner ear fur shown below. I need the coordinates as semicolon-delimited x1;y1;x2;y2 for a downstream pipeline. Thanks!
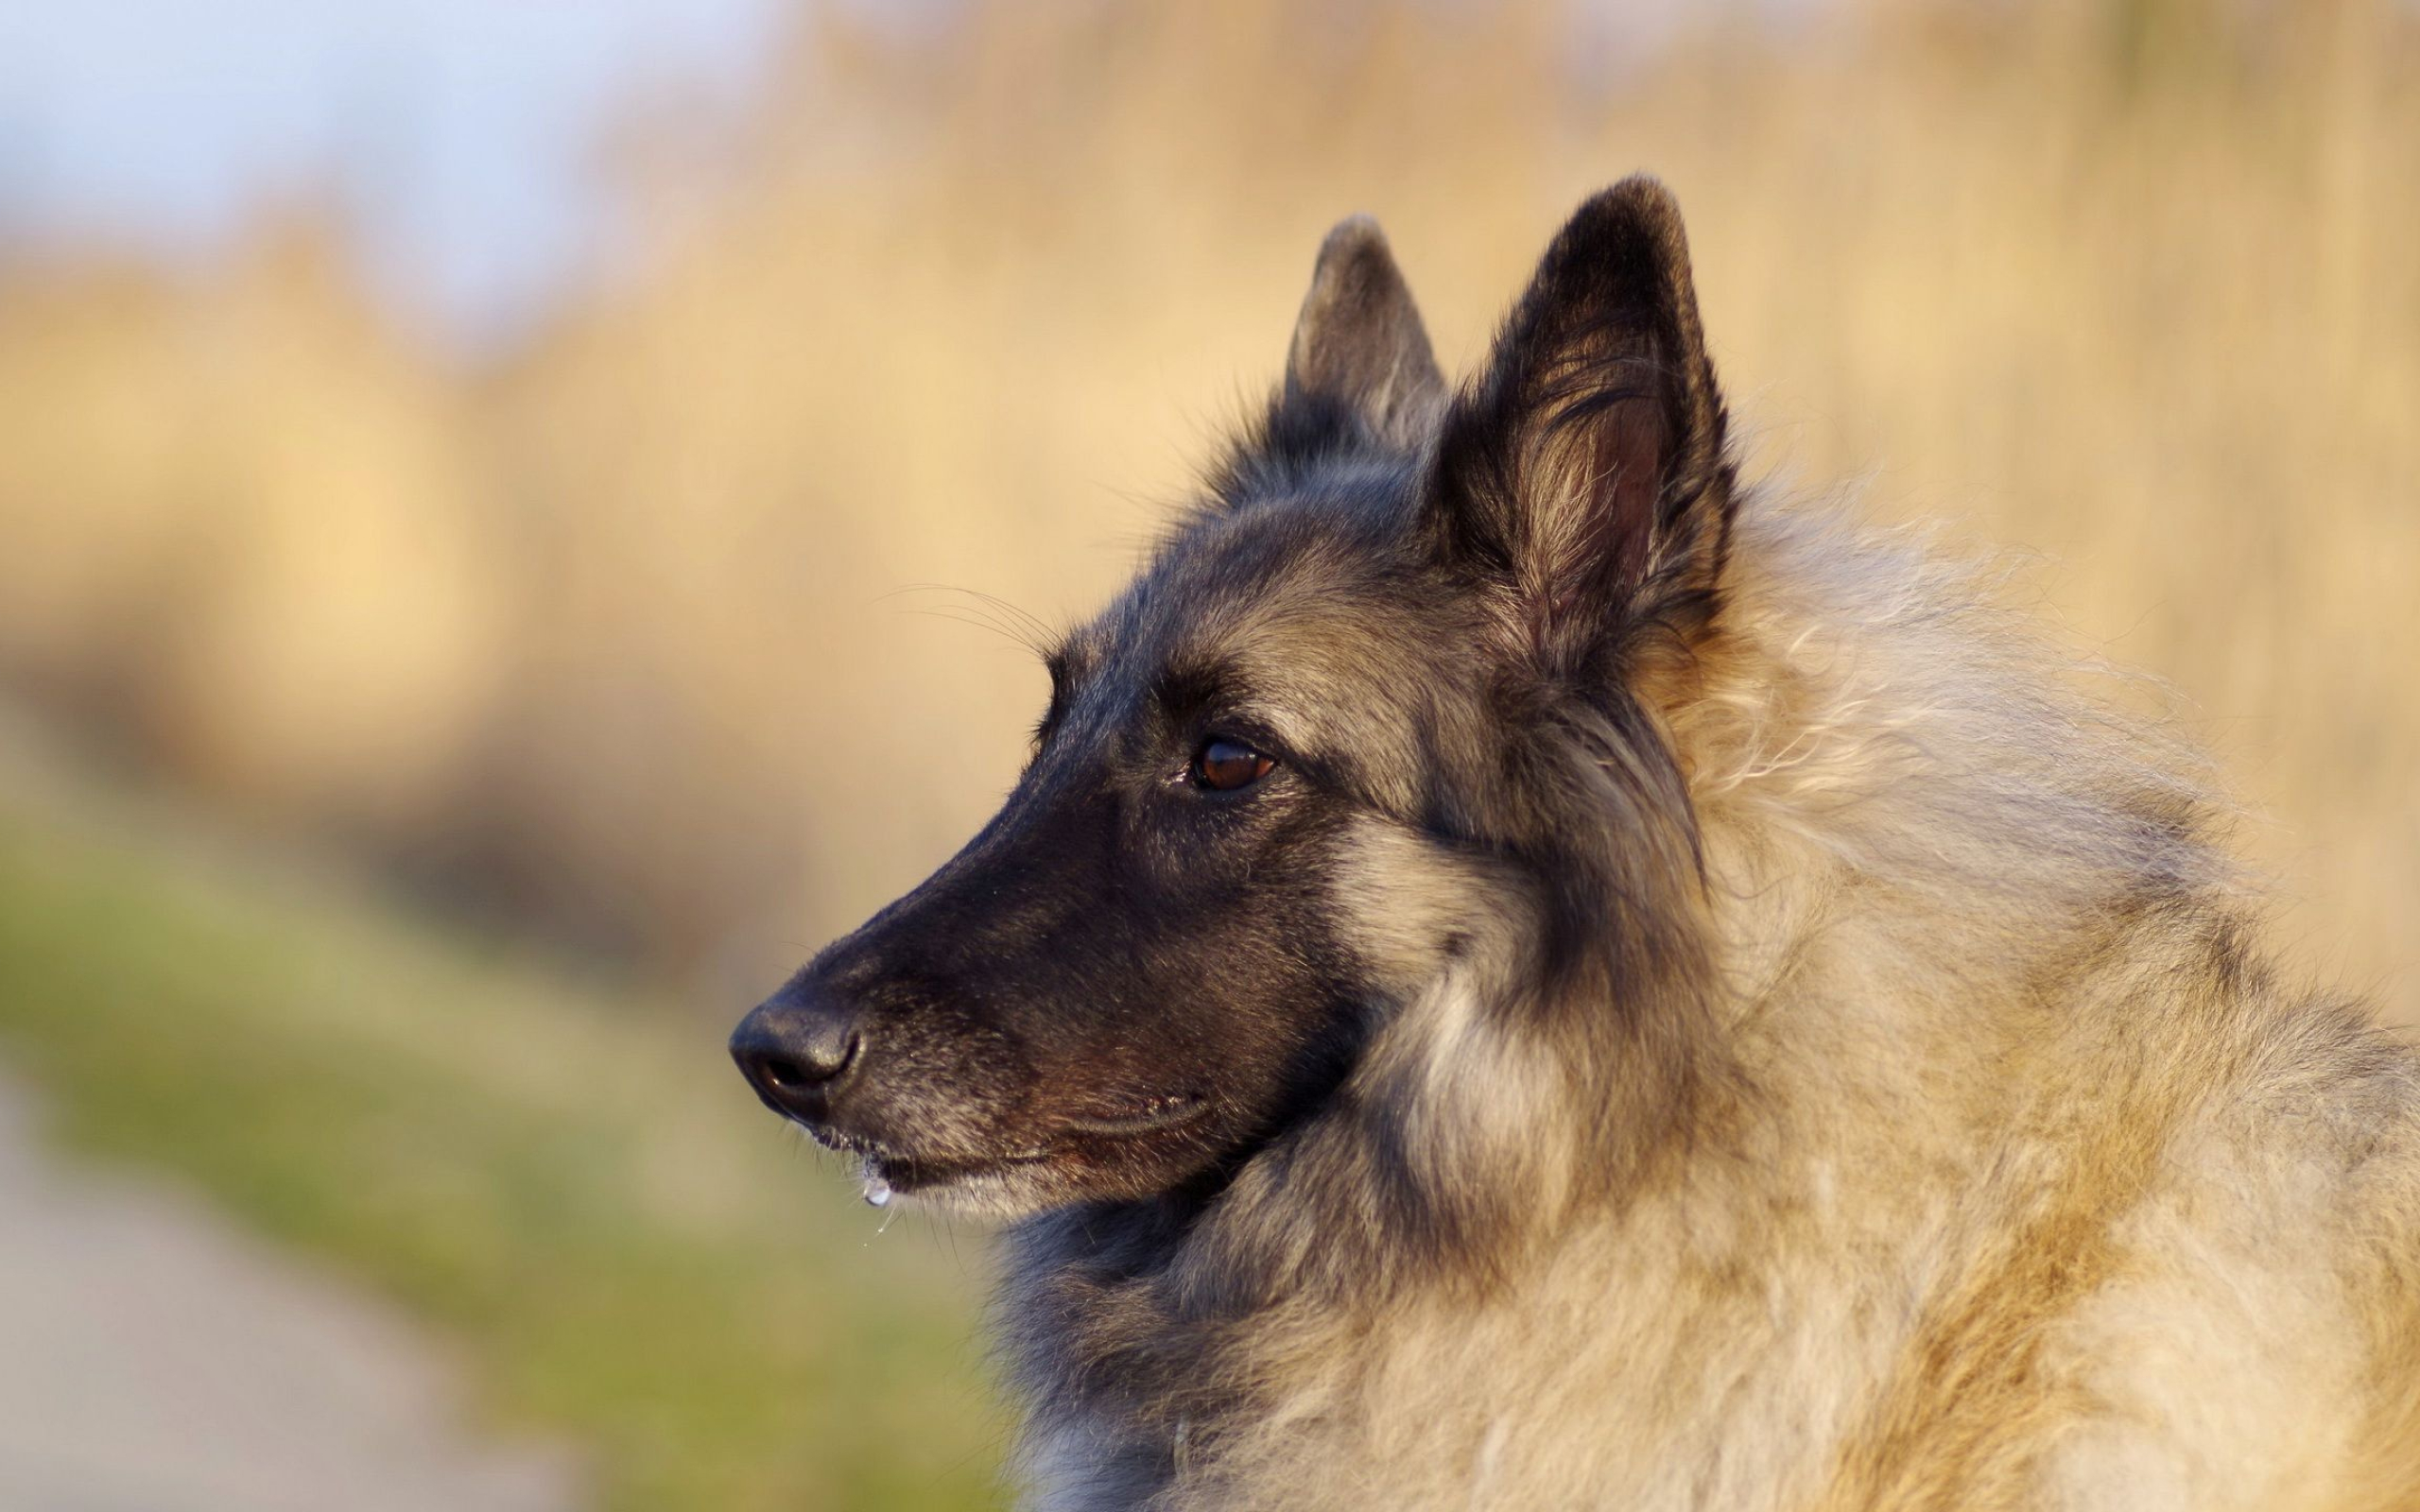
1425;176;1736;669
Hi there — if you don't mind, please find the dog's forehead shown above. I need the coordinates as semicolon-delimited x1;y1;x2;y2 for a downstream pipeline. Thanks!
1064;489;1439;743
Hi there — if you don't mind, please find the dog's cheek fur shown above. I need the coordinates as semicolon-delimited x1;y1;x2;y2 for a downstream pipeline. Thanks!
1326;822;1584;1234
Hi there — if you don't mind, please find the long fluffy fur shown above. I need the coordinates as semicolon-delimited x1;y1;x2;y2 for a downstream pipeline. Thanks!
999;481;2420;1511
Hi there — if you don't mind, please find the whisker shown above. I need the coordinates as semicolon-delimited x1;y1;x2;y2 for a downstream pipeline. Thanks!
893;606;1043;649
879;583;1058;655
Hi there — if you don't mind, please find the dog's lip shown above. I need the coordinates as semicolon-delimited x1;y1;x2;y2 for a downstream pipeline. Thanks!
1054;1092;1209;1140
854;1096;1210;1194
863;1146;1052;1194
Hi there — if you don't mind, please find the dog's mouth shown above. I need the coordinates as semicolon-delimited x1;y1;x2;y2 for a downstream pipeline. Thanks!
857;1147;1052;1202
833;1091;1213;1203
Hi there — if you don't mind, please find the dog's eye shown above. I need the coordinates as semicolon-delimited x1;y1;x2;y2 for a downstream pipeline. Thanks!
1191;738;1274;792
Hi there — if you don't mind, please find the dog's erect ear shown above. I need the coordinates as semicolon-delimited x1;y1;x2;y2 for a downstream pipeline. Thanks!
1425;177;1734;667
1283;216;1447;451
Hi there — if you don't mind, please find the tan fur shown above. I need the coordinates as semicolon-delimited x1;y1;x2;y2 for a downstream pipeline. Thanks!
1023;493;2420;1511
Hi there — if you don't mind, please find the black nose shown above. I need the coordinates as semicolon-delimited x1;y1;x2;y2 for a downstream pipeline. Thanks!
730;984;864;1125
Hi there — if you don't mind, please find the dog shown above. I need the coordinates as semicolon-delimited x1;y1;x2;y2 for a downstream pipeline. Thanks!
732;178;2420;1510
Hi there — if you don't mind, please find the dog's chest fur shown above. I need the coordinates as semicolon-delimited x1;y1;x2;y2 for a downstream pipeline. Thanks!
1002;934;2418;1512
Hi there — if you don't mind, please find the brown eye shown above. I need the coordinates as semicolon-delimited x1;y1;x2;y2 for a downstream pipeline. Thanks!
1192;738;1274;792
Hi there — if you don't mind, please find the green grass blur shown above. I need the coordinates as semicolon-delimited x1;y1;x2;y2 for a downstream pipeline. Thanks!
0;742;1003;1512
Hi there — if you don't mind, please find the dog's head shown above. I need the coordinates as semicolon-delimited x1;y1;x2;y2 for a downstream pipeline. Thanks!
733;179;1737;1217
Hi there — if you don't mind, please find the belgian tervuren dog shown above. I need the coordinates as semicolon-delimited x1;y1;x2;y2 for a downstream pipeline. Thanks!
733;179;2420;1510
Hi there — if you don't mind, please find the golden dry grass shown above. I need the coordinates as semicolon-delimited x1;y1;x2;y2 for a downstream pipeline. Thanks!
0;0;2411;1016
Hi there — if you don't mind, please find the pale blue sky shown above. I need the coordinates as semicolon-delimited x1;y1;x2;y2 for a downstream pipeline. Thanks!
0;0;795;350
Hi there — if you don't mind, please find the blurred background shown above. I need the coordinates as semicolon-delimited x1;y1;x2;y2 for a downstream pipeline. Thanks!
0;0;2412;1507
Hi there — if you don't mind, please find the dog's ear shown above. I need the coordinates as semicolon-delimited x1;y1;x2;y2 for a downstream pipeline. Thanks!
1282;216;1446;451
1425;177;1734;668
